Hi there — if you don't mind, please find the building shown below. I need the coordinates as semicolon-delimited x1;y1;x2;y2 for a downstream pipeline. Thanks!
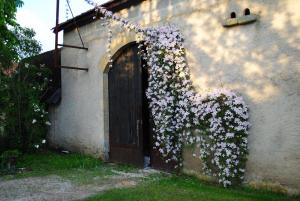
49;0;300;192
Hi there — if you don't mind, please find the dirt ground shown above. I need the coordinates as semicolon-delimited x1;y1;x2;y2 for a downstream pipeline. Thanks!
0;169;158;201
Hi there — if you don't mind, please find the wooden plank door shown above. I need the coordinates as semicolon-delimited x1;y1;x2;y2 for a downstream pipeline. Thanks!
108;43;144;167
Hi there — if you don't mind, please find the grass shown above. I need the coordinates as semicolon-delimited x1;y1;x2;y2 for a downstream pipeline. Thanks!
83;175;300;201
1;151;299;201
0;150;137;184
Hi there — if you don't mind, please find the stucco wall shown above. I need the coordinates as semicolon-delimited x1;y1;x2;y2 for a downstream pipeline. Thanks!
48;0;300;190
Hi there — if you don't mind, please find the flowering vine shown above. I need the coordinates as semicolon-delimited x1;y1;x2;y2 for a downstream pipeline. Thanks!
191;89;250;186
142;27;195;167
83;0;250;187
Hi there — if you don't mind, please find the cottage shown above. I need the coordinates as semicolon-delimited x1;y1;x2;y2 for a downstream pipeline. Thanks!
49;0;300;191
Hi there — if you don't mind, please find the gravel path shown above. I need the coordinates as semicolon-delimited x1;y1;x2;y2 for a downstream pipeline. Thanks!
0;169;158;201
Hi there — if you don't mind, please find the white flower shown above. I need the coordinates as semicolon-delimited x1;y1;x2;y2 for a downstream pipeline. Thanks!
42;139;46;144
226;133;234;138
45;121;51;126
34;144;39;149
32;119;37;124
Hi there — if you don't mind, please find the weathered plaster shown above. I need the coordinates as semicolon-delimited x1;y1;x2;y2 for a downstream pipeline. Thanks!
48;0;300;190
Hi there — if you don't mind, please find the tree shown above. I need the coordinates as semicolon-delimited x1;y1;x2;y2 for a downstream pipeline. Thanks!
0;0;50;152
0;0;27;69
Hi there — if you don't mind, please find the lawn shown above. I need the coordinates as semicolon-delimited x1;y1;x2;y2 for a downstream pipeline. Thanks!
83;175;300;201
0;151;299;201
0;151;136;184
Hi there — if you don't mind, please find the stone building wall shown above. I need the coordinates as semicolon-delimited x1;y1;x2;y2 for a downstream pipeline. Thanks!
48;0;300;190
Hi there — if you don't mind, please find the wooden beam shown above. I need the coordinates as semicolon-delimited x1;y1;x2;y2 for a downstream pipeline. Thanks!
60;65;88;71
58;44;88;50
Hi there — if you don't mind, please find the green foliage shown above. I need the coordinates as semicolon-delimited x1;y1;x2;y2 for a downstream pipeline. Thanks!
0;62;51;152
0;0;23;26
17;152;103;171
83;175;299;201
0;0;50;153
0;149;20;159
0;24;41;69
0;0;25;68
12;26;42;59
0;149;21;169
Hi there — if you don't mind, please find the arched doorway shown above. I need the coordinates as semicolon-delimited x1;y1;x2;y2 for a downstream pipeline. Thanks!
108;42;175;171
108;42;150;167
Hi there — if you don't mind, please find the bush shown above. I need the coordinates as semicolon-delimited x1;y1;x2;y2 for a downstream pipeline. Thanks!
0;149;21;171
0;62;51;152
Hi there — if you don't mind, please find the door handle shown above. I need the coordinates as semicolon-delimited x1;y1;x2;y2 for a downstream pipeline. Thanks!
136;119;141;146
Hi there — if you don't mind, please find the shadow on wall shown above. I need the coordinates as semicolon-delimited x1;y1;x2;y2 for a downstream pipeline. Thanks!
136;0;300;100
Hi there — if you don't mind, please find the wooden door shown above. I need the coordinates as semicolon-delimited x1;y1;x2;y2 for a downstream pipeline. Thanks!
108;43;144;167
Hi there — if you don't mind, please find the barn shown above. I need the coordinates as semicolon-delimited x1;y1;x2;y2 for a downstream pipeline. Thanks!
48;0;300;191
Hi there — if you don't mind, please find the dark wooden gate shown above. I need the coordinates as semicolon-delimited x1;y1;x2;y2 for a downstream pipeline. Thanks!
108;42;176;171
108;43;144;167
